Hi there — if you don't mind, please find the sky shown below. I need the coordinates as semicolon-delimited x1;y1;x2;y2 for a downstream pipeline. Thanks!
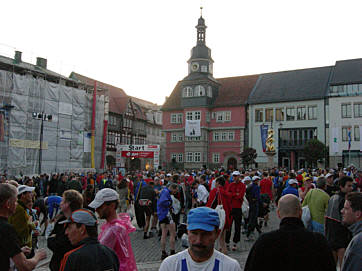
1;0;361;105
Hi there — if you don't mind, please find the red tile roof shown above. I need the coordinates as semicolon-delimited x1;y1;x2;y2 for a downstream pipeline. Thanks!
161;75;259;110
70;72;129;115
214;75;259;107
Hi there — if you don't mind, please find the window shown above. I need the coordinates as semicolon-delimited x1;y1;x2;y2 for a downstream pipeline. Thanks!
195;85;205;96
342;127;351;141
216;112;223;122
187;87;194;97
194;152;201;162
186;111;201;120
177;114;183;123
297;106;306;120
171;153;177;162
177;153;183;162
228;131;235;141
341;104;352;118
216;111;231;122
171;133;177;142
201;65;207;72
194;111;201;120
354;103;362;117
213;131;220;141
171;113;182;124
213;131;234;141
308;106;317;120
354;126;360;141
255;109;263;122
275;108;284;121
186;152;193;162
265;108;273;122
178;134;183;141
286;108;295;121
186;112;193;120
213;153;220;163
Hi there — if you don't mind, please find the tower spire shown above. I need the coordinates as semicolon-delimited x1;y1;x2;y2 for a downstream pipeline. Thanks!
200;6;203;17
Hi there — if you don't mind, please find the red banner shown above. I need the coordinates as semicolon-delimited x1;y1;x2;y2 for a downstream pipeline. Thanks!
121;151;154;158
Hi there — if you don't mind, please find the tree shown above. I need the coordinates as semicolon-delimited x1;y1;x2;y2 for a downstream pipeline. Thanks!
303;139;327;167
240;147;257;168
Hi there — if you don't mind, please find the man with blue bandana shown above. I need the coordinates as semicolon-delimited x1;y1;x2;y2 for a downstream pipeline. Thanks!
159;207;241;271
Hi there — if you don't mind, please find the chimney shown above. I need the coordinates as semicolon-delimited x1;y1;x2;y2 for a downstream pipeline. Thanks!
36;57;47;69
14;51;22;64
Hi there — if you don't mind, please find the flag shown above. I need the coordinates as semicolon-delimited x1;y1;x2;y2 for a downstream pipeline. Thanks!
331;127;339;153
348;127;351;151
260;125;268;152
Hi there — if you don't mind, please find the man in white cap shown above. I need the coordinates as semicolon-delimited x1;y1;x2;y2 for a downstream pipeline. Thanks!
89;188;137;271
282;179;299;197
0;183;47;270
9;185;36;249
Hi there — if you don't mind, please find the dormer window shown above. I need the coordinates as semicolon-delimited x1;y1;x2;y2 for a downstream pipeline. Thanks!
183;86;194;97
195;85;205;96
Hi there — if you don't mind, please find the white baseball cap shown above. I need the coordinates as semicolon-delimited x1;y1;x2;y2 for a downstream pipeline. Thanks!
288;179;298;185
325;173;333;179
88;188;119;209
242;176;252;183
17;185;35;195
252;176;261;181
232;171;241;176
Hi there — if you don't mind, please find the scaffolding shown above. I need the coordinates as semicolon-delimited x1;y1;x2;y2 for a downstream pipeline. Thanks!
0;70;105;176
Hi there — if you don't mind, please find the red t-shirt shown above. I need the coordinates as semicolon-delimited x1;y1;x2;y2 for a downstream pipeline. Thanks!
260;177;273;200
227;182;246;209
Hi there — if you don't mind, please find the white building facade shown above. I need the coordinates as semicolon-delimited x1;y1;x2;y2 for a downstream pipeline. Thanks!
327;59;362;168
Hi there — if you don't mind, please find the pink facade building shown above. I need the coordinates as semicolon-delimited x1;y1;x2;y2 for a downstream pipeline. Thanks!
161;15;258;170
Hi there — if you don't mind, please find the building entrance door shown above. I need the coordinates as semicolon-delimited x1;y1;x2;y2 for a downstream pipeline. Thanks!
282;157;290;169
227;157;237;170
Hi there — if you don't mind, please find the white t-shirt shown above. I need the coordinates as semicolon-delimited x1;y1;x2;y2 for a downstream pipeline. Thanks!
197;185;209;204
159;249;241;271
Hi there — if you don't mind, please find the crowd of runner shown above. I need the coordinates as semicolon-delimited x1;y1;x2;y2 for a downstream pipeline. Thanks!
0;165;361;271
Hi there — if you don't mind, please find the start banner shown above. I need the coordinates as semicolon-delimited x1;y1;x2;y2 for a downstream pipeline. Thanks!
121;151;154;158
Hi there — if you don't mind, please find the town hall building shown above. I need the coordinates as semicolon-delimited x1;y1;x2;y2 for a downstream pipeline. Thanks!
161;15;257;170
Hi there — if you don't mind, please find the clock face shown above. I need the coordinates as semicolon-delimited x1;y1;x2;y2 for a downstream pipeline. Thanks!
191;62;199;72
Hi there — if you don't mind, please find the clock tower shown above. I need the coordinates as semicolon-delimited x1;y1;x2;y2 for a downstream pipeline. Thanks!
181;10;220;108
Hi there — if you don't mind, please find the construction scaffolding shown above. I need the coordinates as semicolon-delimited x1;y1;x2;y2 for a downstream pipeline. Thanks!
0;70;105;176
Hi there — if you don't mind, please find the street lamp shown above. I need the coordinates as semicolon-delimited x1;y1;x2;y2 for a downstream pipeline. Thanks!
32;112;52;174
0;104;15;175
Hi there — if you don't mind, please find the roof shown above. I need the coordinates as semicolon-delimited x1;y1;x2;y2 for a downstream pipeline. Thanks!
70;72;129;115
0;54;77;84
161;75;259;111
215;75;260;106
130;96;161;110
329;58;362;85
247;66;333;105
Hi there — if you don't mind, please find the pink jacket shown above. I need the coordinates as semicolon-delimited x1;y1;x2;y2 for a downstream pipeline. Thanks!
99;213;137;271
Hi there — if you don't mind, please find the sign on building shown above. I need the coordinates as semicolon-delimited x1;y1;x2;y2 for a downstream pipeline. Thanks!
116;144;160;169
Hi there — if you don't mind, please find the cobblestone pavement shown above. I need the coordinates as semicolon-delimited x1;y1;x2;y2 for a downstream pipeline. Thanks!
35;206;280;270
